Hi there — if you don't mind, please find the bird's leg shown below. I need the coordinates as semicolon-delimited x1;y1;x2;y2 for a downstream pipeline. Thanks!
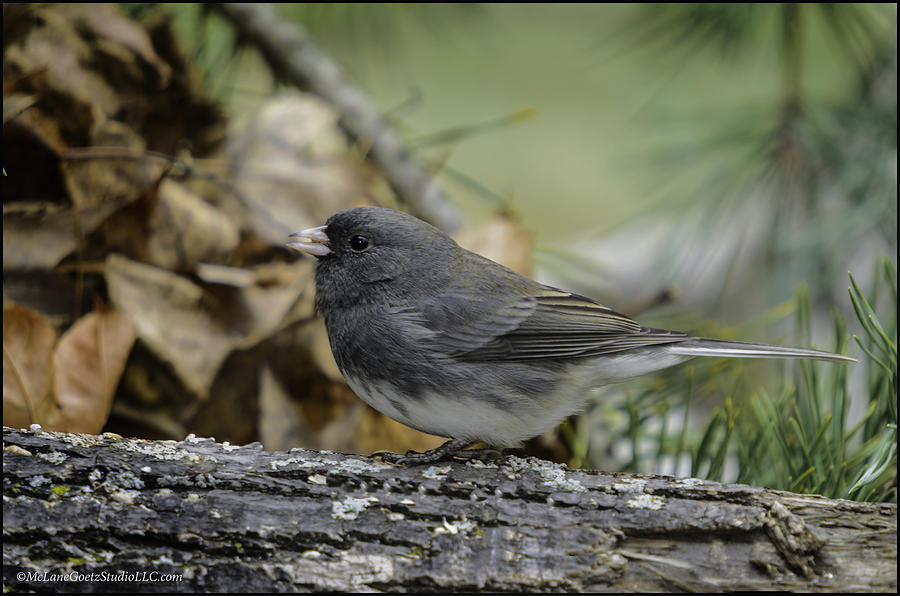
374;438;502;465
374;438;471;464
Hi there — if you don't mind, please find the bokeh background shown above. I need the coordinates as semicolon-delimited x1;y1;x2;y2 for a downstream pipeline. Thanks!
3;3;896;500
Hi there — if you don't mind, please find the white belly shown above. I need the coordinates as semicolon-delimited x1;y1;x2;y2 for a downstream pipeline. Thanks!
341;348;691;447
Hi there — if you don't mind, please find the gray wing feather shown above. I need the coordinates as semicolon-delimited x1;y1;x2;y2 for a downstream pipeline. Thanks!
400;285;690;362
391;282;854;364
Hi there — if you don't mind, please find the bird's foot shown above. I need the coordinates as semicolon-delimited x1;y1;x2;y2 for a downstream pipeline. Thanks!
374;438;502;465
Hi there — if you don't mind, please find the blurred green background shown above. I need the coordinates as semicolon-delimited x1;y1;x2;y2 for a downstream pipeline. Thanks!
148;3;895;498
174;5;893;233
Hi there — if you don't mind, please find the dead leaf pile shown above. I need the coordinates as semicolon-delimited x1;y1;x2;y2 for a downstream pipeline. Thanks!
2;4;534;456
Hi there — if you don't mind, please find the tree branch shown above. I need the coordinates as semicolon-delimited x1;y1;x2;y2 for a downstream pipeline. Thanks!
211;3;462;232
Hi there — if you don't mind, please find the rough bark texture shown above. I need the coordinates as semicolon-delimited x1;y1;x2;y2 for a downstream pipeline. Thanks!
3;426;896;592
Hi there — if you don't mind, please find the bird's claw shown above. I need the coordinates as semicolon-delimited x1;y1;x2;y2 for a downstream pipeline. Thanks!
371;438;501;465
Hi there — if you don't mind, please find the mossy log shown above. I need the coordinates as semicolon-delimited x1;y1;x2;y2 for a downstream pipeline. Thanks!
3;426;896;592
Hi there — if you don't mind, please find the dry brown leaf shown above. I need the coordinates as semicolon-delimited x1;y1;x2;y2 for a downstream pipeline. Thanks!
51;304;137;433
6;115;168;270
4;5;170;128
104;254;227;398
145;179;240;270
226;92;370;247
228;261;318;345
105;254;315;399
2;94;38;123
350;407;446;457
290;319;343;383
258;365;309;452
195;263;258;288
2;204;82;270
189;347;272;446
3;86;72;173
1;271;92;327
2;199;137;270
455;212;535;276
4;4;123;118
55;4;172;86
104;179;240;270
62;119;168;212
2;304;58;429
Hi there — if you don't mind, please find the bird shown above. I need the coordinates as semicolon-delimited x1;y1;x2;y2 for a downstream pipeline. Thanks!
287;206;855;464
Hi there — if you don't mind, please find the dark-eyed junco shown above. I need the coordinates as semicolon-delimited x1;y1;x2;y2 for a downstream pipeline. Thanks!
288;207;855;464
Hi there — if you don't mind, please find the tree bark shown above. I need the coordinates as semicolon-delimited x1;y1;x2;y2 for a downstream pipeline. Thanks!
3;426;896;592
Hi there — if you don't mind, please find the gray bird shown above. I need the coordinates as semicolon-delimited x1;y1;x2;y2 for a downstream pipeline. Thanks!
288;207;854;464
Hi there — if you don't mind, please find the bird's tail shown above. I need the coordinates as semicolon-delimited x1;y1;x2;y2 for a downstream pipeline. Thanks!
665;338;856;363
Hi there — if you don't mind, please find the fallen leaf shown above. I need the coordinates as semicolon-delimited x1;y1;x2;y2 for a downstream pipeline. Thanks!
226;92;370;247
1;270;96;326
104;254;225;398
2;304;58;429
62;119;168;212
4;4;123;118
105;254;315;399
55;3;172;86
455;212;535;276
351;406;447;457
52;304;137;433
2;199;131;270
195;263;258;288
147;180;240;269
104;178;240;271
258;365;309;452
225;261;318;345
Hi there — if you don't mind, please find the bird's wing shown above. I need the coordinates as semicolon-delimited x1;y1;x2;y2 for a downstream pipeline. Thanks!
392;285;688;362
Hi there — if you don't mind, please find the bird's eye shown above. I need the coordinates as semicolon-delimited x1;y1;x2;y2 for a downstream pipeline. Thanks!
349;235;370;251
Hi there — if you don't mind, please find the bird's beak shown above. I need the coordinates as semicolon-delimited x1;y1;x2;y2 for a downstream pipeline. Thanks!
287;225;331;257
